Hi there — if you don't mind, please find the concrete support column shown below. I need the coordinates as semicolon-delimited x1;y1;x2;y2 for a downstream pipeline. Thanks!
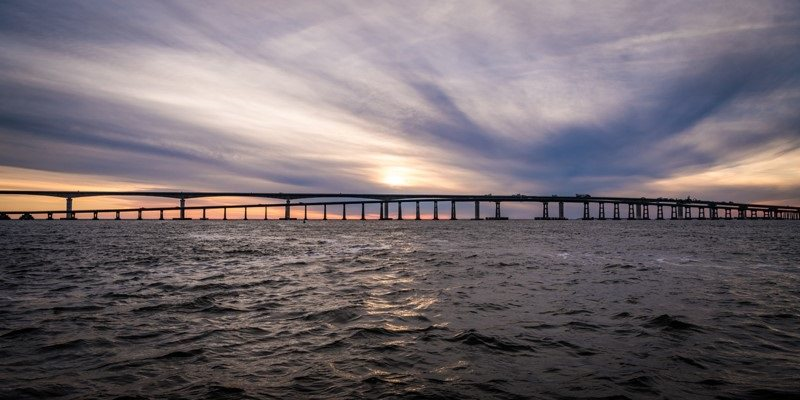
323;204;327;220
473;201;480;220
433;201;439;220
384;202;390;219
613;203;620;220
202;208;207;220
495;201;501;219
698;207;706;219
750;209;757;219
115;211;121;220
598;202;606;220
264;207;268;220
379;202;384;220
93;211;99;220
582;202;590;220
66;197;74;219
724;209;732;219
542;202;549;219
685;207;692;219
711;207;719;220
627;204;635;220
304;205;308;221
642;205;650;220
138;210;143;220
284;200;290;220
244;207;248;220
159;210;164;220
416;201;421;220
656;205;664;220
559;202;565;220
670;206;677;219
361;203;366;220
342;204;347;220
47;212;54;220
397;202;403;220
451;201;456;220
223;208;227;220
179;197;186;219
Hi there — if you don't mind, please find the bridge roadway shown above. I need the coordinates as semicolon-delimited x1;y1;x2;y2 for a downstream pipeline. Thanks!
0;191;798;220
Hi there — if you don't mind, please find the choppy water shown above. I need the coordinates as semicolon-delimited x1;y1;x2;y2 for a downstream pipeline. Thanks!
0;220;798;399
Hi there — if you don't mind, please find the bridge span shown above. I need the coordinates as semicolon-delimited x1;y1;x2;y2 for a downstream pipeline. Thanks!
0;191;798;220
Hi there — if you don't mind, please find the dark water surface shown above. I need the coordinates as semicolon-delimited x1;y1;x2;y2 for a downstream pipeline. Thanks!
1;221;798;399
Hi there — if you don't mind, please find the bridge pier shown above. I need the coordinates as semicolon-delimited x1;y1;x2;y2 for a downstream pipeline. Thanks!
93;211;99;220
750;209;757;219
159;210;164;220
304;204;308;221
724;209;732;220
0;213;11;220
485;201;506;220
433;201;439;220
397;201;403;220
541;202;549;220
115;211;121;220
416;201;421;220
558;202;565;220
281;200;295;220
472;201;480;220
138;209;143;220
582;202;590;220
282;200;290;220
613;203;620;220
670;206;677;219
244;207;248;220
343;203;347;220
264;206;268;220
711;206;719;220
698;207;706;219
642;205;650;220
323;204;327;220
636;204;642;219
627;204;635;220
223;208;227;220
451;201;456;220
47;212;53;220
685;207;692;219
598;202;606;220
201;208;207;220
62;197;76;220
656;205;664;220
180;197;185;219
361;203;366;220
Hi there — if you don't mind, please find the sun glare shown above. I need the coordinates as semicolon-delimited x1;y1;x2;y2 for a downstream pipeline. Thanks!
381;168;410;187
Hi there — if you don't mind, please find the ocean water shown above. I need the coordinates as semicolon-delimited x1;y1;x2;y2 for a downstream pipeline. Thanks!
0;220;798;399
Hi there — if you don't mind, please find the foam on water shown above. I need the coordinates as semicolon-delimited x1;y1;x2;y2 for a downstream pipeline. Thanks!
0;220;798;399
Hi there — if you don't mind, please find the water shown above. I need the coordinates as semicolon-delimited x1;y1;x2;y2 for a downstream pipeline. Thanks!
0;220;798;399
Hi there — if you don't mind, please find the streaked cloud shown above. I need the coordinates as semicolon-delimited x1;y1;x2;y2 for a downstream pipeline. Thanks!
1;0;799;211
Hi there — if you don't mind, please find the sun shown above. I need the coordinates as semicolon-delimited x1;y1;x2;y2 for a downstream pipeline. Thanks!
381;167;410;187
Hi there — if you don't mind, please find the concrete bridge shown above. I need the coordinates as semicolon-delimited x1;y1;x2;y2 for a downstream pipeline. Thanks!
0;190;798;220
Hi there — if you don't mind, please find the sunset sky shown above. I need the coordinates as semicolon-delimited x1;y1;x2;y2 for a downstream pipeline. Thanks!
1;1;799;215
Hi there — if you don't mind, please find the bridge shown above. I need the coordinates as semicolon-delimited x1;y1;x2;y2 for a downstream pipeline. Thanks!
0;190;798;220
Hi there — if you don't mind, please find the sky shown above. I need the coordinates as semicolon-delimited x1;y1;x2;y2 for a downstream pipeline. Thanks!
1;0;799;216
